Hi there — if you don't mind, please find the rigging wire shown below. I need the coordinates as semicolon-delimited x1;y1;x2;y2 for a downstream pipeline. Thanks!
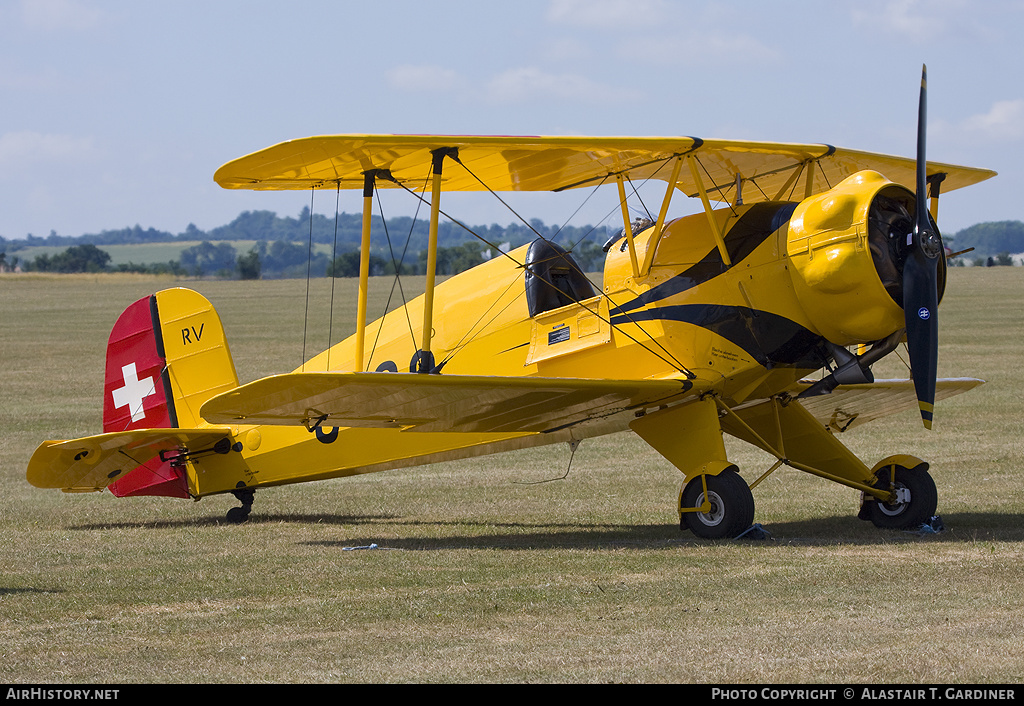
694;156;741;221
817;159;833;190
512;440;580;484
366;165;432;369
447;154;695;376
749;176;770;202
436;271;526;370
784;163;805;202
552;174;611;247
375;192;417;343
391;156;696;378
626;174;654;221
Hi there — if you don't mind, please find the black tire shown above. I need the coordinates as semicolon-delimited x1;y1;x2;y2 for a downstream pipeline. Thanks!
681;471;755;539
865;464;937;530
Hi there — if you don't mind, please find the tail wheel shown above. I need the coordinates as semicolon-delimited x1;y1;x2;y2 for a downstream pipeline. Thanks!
864;464;937;530
681;471;755;539
226;487;255;524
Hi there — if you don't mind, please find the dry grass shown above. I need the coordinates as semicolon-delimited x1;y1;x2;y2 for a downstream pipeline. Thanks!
1;269;1022;683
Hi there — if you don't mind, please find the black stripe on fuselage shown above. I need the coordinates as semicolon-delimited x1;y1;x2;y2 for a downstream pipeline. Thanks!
611;202;797;317
610;304;828;370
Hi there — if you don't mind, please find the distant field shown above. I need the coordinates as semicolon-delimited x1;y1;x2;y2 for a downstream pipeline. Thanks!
1;268;1022;683
7;238;1019;271
7;241;340;267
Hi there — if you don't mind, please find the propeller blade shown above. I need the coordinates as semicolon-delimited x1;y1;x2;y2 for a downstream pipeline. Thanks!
903;250;939;428
903;65;943;429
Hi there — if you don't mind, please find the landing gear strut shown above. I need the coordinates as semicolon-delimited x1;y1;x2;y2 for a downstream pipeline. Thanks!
226;488;255;523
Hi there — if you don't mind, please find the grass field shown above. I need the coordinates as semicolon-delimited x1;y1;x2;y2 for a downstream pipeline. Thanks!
1;269;1022;683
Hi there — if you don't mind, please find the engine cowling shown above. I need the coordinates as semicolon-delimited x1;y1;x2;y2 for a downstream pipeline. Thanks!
786;170;943;345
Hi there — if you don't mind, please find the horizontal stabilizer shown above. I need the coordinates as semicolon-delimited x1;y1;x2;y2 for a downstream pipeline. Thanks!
200;372;693;434
27;428;233;493
786;378;983;432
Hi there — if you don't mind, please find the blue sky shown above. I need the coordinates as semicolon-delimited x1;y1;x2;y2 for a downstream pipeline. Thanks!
2;0;1021;241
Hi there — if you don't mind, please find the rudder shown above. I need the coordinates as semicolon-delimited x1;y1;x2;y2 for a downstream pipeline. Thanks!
103;288;239;497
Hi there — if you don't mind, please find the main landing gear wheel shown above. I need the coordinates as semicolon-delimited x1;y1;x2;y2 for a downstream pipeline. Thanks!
863;465;937;530
681;471;755;539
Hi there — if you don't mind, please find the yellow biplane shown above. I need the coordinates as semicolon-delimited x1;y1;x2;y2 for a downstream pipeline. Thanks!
28;68;994;537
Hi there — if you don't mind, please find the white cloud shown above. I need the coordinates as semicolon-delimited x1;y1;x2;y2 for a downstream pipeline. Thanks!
546;0;671;29
19;0;103;31
545;1;777;67
0;131;98;168
850;0;967;42
538;37;594;64
628;31;781;67
386;64;465;93
962;99;1024;141
0;62;61;90
486;66;640;105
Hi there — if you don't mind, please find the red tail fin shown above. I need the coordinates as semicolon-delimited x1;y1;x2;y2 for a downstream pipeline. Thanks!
101;288;238;498
103;294;185;497
103;295;175;433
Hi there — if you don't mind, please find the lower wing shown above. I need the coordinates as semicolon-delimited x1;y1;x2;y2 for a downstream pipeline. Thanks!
776;378;983;432
199;372;694;434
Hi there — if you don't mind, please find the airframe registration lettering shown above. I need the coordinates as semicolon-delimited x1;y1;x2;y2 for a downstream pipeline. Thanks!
181;323;205;345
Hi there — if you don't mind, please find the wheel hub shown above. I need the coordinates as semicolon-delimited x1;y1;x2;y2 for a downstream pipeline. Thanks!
694;491;726;526
878;483;912;517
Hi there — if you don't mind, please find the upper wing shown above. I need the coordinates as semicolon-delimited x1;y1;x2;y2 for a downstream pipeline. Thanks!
199;371;694;434
780;378;983;432
28;428;233;493
213;134;995;204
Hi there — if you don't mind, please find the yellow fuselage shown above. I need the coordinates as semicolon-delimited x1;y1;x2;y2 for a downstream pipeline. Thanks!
190;171;911;498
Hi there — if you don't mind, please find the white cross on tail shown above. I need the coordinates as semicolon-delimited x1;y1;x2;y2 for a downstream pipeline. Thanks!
111;362;156;422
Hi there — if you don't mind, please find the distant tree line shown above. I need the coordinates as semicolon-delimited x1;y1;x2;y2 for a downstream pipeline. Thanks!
1;208;608;258
2;208;615;278
946;221;1024;267
3;210;1022;278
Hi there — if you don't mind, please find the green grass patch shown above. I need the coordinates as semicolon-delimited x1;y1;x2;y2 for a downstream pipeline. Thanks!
0;269;1022;682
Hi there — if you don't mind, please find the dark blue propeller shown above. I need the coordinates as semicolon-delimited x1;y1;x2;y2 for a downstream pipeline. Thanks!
903;65;944;429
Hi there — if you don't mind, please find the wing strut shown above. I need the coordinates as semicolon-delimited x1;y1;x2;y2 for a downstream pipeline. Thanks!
928;172;946;222
356;168;402;371
615;174;641;278
640;156;685;274
355;171;375;372
771;161;806;201
416;147;458;373
687;156;732;266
